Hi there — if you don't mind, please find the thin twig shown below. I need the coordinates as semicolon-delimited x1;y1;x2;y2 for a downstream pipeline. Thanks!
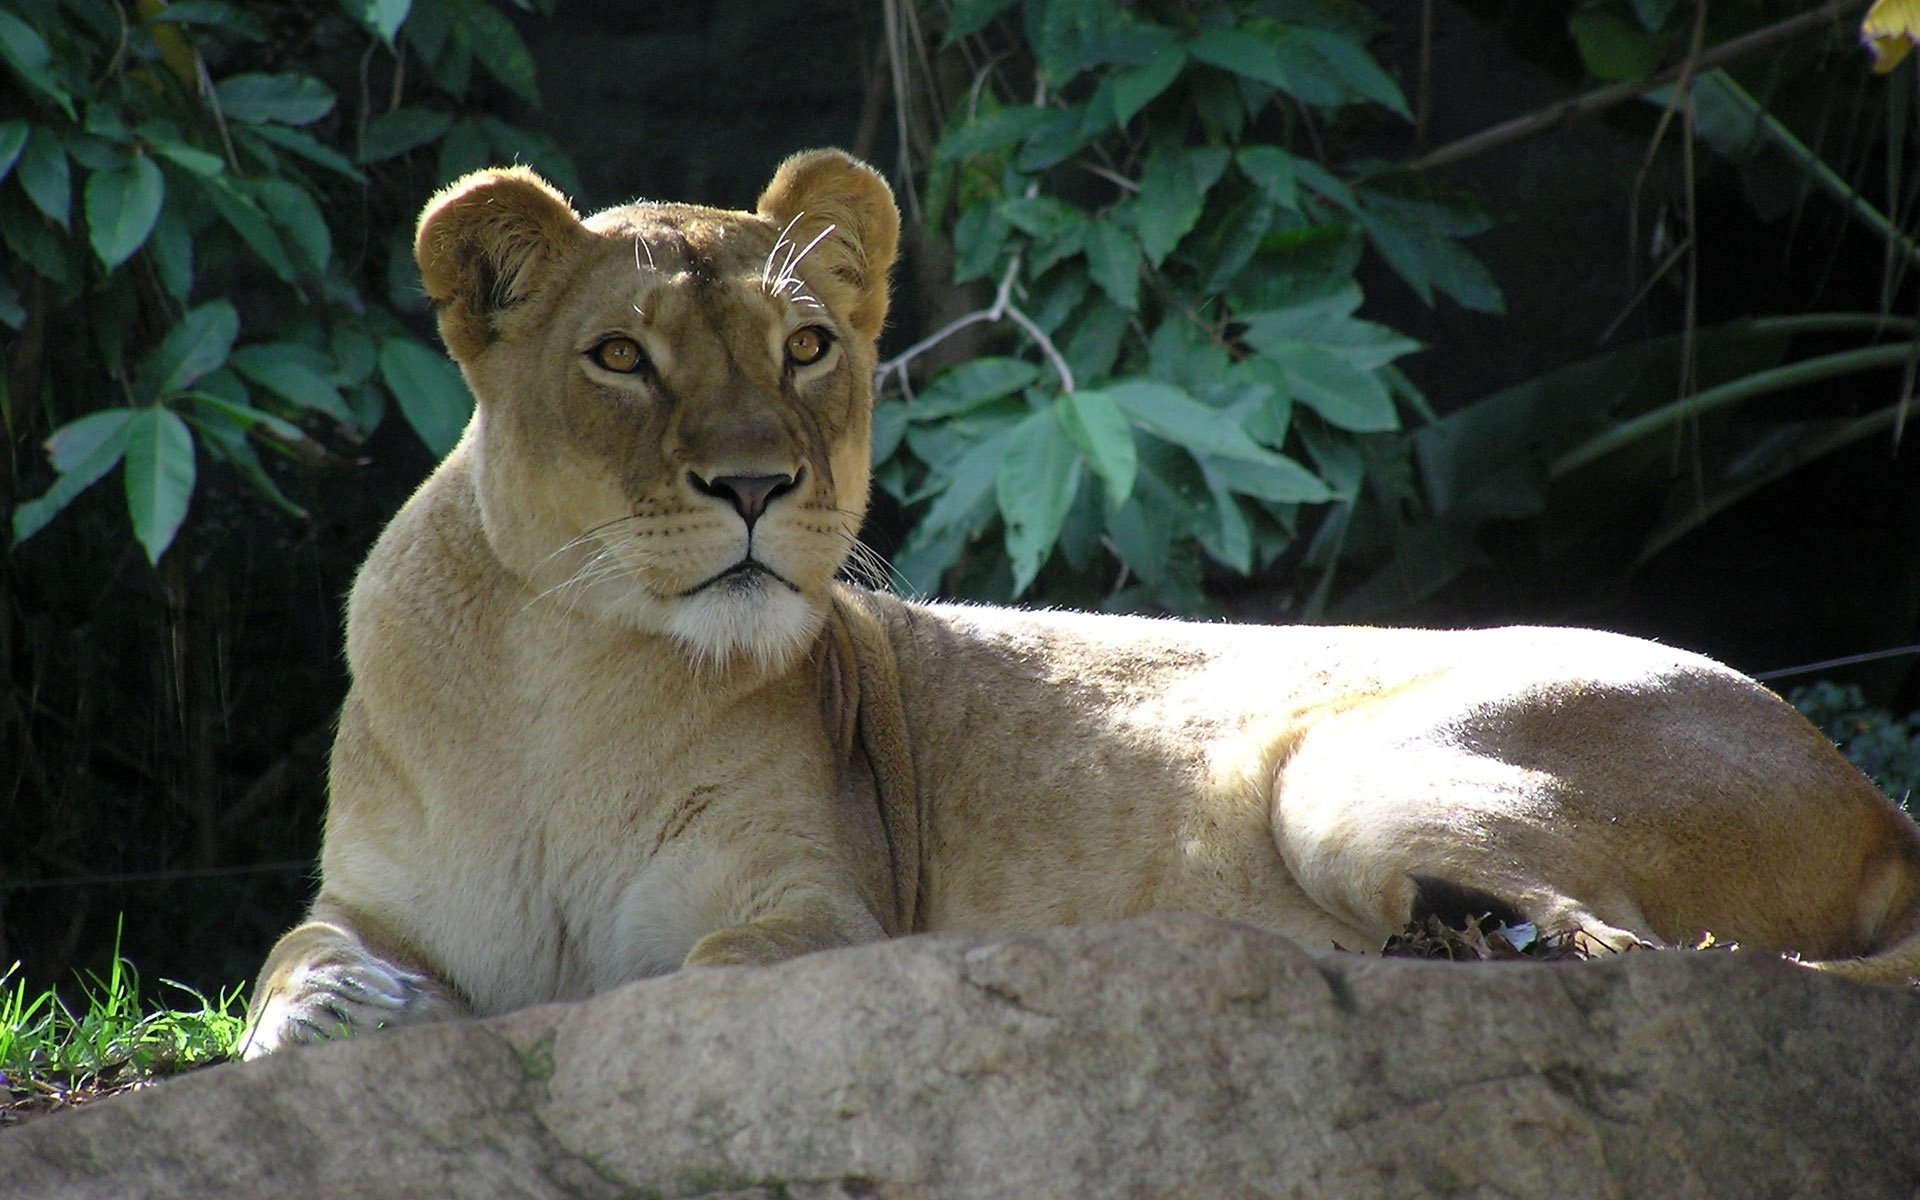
873;254;1076;397
1409;0;1869;173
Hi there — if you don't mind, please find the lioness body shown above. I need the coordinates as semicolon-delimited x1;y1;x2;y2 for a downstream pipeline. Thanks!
244;151;1920;1055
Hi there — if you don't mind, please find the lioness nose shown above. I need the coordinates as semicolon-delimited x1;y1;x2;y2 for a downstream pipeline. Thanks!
690;470;801;527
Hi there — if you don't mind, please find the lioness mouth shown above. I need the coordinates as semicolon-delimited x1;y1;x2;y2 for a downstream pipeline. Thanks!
684;559;797;597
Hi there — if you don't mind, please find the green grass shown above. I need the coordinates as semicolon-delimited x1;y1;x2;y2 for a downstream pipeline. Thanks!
1;922;247;1126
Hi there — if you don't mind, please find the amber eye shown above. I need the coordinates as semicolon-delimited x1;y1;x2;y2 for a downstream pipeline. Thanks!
590;336;648;374
785;326;833;367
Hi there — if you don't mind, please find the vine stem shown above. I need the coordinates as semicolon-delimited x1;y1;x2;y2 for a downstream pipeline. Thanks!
873;254;1076;398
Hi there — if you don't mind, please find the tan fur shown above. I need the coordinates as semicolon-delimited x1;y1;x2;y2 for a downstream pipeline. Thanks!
241;150;1920;1056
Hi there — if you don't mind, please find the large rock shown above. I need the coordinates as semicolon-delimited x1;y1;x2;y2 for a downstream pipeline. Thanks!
7;914;1920;1198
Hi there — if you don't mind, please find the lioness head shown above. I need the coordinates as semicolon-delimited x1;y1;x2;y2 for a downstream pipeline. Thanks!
413;150;899;667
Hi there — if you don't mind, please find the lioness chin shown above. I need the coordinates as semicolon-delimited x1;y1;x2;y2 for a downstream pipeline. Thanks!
242;149;1920;1057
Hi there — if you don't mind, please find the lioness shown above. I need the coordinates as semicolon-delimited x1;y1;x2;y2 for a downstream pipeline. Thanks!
242;149;1920;1056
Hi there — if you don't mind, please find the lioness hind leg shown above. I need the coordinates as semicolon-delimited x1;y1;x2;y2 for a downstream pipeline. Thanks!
240;918;467;1059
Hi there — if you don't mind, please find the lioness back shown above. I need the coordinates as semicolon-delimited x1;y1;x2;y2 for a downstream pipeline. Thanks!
240;150;1920;1059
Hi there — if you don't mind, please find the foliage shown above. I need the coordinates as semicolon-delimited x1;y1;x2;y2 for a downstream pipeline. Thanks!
1;0;576;563
878;0;1500;613
1791;682;1920;812
2;925;246;1123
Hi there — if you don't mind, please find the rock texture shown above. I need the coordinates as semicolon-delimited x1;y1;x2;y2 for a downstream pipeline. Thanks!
7;914;1920;1198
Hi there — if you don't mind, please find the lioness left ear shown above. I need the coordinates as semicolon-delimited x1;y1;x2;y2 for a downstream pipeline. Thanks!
415;166;582;361
756;150;900;342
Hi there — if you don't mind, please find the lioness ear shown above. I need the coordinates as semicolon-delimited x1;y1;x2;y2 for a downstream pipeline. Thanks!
755;150;900;342
414;166;582;361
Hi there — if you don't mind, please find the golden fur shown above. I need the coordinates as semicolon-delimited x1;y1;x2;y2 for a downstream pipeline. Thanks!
243;150;1920;1056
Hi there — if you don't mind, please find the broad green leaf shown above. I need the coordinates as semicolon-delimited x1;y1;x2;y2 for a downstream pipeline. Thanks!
1136;144;1205;267
1033;0;1170;86
945;0;1019;43
149;139;225;177
123;406;196;564
360;107;455;163
144;302;239;399
11;412;136;546
47;408;140;472
230;343;354;424
460;1;539;103
1057;389;1136;506
1237;145;1299;210
18;127;70;228
935;106;1051;162
997;408;1082;595
148;1;268;39
910;358;1041;421
1197;465;1253;573
148;200;194;300
1630;0;1682;30
243;123;366;181
379;338;473;456
256;178;330;275
346;0;412;45
214;73;336;125
85;154;165;270
1015;105;1099;172
0;119;27;181
1271;28;1410;117
1083;221;1139;311
1107;379;1297;468
1359;204;1504;313
1110;49;1186;125
1569;10;1661;82
913;419;1020;536
199;175;297;282
189;405;307;519
1188;27;1289;89
0;187;74;286
0;10;74;118
434;119;491;185
1000;195;1087;274
1267;345;1397;432
1202;452;1331;504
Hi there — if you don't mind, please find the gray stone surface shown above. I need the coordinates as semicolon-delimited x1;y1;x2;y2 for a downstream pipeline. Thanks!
7;914;1920;1198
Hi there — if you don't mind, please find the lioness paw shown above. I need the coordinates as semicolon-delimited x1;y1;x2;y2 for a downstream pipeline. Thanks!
241;958;454;1059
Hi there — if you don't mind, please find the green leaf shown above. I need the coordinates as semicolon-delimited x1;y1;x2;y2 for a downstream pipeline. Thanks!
1358;203;1503;313
346;0;413;45
256;178;330;275
1083;221;1139;311
460;1;539;104
214;73;336;125
910;358;1042;420
242;123;366;181
1136;144;1207;267
1237;145;1299;210
1267;344;1397;432
11;411;136;546
1188;27;1289;88
1629;0;1681;30
17;127;70;228
148;1;268;38
0;119;27;181
1110;49;1186;125
148;201;194;300
997;408;1082;595
144;302;239;399
946;0;1019;42
360;107;455;163
149;138;226;177
0;10;75;118
1015;105;1099;172
1271;28;1410;117
379;338;473;456
1202;453;1330;504
1569;10;1661;82
1033;0;1171;86
1057;389;1137;506
123;406;197;564
935;106;1051;162
198;175;297;283
230;343;354;424
85;154;165;270
1107;379;1298;469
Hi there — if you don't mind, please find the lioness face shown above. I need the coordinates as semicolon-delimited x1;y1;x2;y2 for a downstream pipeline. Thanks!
412;153;899;668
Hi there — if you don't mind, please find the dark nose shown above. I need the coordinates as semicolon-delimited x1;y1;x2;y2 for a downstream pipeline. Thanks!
689;469;801;527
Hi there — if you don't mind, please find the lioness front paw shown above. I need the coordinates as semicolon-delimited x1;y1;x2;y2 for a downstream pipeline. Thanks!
240;958;453;1059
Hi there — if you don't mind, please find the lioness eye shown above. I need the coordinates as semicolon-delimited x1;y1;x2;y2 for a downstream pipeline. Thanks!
591;336;647;374
785;326;832;367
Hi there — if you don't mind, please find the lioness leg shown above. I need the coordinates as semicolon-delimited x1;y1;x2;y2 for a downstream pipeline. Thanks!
1269;660;1920;964
240;905;467;1060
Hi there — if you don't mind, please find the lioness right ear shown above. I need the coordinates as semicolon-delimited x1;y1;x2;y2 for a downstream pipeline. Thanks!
414;167;581;361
